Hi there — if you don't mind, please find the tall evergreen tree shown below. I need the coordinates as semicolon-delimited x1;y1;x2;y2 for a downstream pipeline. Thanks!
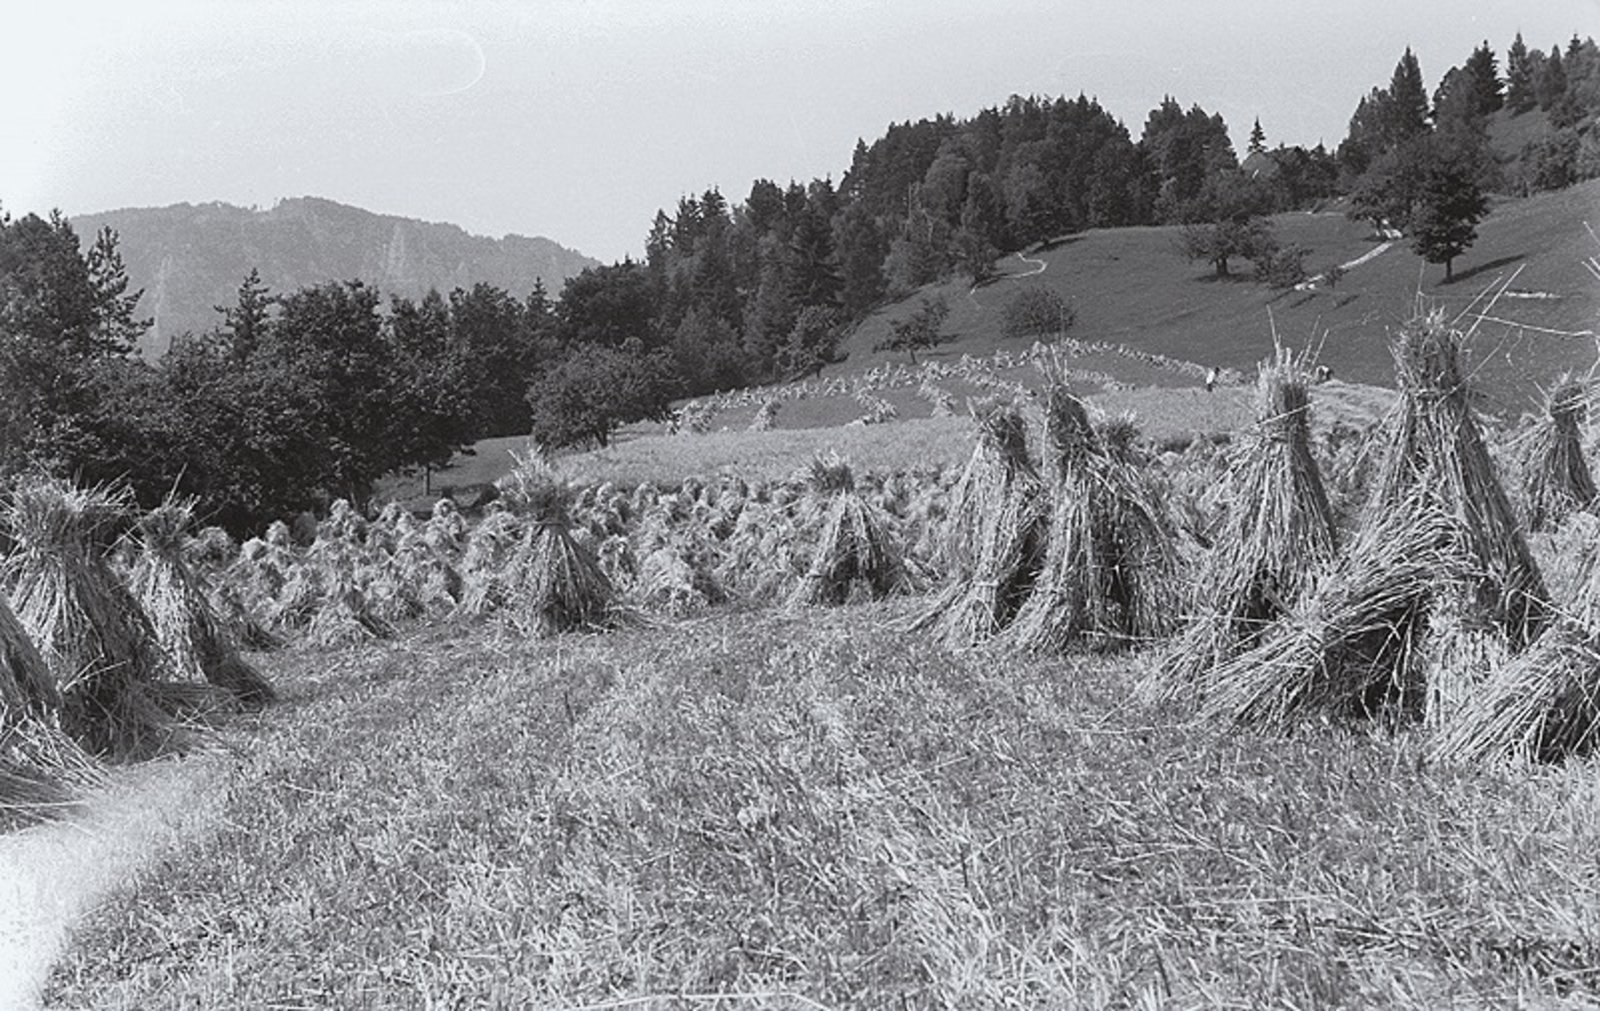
1387;48;1431;142
1506;33;1536;112
216;268;273;362
1248;117;1267;155
1408;138;1489;282
1463;41;1504;114
1537;44;1568;110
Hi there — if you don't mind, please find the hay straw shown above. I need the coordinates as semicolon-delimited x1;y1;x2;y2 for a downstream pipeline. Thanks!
910;400;1046;646
1004;390;1178;653
1369;311;1548;648
1520;378;1598;532
0;593;100;828
2;477;181;761
1432;514;1600;764
1157;348;1338;689
130;497;276;708
789;453;910;607
493;449;616;635
1199;495;1460;730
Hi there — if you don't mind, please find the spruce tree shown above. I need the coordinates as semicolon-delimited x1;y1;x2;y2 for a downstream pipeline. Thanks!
1387;48;1431;143
1536;45;1568;111
1464;41;1504;114
1409;143;1488;282
1248;117;1266;155
1506;34;1535;112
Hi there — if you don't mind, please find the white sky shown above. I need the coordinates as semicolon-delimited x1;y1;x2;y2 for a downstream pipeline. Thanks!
2;0;1596;263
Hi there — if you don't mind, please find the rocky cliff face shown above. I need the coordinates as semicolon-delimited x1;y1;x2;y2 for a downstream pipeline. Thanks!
71;198;600;357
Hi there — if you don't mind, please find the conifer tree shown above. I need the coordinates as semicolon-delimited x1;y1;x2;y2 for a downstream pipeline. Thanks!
1506;33;1536;113
1536;44;1568;111
1409;143;1488;282
1387;48;1431;142
1248;117;1266;155
1464;41;1504;114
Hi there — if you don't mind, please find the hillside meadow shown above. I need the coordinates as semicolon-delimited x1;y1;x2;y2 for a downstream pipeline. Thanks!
34;604;1600;1009
10;351;1600;1009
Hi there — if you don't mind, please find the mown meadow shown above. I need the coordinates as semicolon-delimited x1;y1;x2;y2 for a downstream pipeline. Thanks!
9;304;1600;1009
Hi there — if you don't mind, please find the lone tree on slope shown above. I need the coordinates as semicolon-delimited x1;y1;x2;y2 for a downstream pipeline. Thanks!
1409;147;1489;282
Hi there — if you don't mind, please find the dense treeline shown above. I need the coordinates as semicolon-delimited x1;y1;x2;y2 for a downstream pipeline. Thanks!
3;32;1597;533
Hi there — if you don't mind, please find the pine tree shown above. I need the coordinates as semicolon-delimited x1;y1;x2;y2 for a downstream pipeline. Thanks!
1464;41;1504;114
84;226;150;354
1248;117;1267;155
1409;143;1488;282
1536;44;1568;111
1387;48;1431;142
216;268;272;362
1505;33;1537;113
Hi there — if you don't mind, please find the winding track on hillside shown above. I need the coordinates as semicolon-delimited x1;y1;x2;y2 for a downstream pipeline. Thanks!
969;250;1050;305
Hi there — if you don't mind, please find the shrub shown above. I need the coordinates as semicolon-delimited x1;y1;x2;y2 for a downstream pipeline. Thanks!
1000;288;1074;340
1254;244;1310;288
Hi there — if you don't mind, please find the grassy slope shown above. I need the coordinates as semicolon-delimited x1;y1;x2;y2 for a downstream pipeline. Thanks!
383;183;1592;508
845;180;1600;404
41;605;1600;1008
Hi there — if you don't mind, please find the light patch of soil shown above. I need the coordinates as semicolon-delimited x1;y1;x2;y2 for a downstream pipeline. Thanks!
0;753;228;1009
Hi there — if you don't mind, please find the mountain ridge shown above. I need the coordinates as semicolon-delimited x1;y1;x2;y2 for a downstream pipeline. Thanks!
70;197;600;356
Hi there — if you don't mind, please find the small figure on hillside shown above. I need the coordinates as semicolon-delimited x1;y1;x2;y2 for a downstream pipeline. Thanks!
1204;367;1218;393
1314;364;1333;384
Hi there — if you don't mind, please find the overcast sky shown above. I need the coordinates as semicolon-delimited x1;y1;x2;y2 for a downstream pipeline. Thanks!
3;0;1595;263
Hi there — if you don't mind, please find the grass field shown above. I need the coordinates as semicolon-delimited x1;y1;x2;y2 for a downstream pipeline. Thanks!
384;381;1396;509
843;180;1600;403
35;603;1600;1008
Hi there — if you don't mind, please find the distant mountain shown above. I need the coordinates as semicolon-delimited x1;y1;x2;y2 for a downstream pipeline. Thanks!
70;197;601;356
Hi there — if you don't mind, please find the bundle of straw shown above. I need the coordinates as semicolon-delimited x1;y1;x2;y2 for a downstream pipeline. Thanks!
1003;389;1178;653
456;506;523;618
1370;312;1548;648
1432;518;1600;763
789;452;909;607
910;400;1046;647
493;450;615;636
304;566;392;647
1520;379;1598;532
0;593;100;828
1158;348;1338;689
130;497;276;708
1200;495;1461;730
1369;313;1550;727
2;478;179;760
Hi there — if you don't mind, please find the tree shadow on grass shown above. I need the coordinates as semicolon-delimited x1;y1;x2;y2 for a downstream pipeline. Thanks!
1034;235;1086;254
1440;254;1526;286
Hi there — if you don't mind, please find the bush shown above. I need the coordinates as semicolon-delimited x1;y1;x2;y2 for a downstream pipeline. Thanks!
1254;244;1310;288
1000;288;1075;339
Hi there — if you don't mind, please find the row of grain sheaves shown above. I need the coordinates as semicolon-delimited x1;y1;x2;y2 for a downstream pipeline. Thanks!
4;310;1600;826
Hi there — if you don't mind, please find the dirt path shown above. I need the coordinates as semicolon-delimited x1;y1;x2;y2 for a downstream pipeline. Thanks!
0;754;227;1009
968;250;1051;305
1297;239;1397;289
